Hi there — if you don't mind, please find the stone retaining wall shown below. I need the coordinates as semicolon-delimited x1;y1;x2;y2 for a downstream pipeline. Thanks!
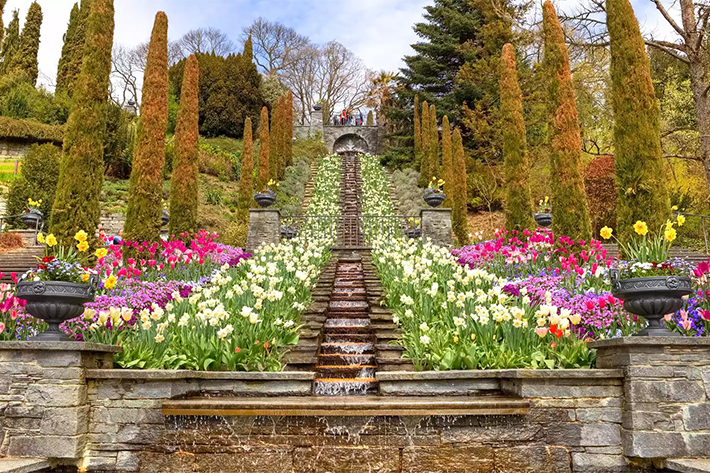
0;140;30;160
1;339;709;472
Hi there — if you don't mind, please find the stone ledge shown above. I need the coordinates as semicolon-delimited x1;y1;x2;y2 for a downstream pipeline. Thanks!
85;370;316;380
0;458;50;473
376;369;623;381
0;342;121;353
665;459;710;473
589;337;710;348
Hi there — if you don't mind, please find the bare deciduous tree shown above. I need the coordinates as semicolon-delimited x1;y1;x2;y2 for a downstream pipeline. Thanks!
243;18;310;75
177;27;235;57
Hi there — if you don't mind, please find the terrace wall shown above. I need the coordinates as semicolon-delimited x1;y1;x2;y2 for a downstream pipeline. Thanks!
0;340;708;472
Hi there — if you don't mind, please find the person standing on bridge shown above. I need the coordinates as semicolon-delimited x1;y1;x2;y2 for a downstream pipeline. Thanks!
359;110;364;126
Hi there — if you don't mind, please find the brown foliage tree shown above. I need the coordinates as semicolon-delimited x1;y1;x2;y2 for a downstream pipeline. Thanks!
238;117;254;209
441;115;454;208
124;12;169;243
452;127;470;245
257;106;270;189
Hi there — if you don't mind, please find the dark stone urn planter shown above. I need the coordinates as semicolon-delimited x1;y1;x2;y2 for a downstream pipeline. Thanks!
161;210;170;227
21;209;42;230
255;190;277;208
610;270;692;336
534;213;552;228
423;191;445;208
16;279;98;341
404;228;421;239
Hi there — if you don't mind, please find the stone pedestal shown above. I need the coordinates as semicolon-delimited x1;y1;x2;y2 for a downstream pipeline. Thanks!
310;107;324;137
0;342;119;461
590;338;710;462
420;208;452;247
246;208;281;252
8;229;39;246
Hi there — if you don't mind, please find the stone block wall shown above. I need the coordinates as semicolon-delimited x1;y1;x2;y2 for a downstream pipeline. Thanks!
98;213;125;237
420;208;452;247
0;140;31;160
593;338;710;462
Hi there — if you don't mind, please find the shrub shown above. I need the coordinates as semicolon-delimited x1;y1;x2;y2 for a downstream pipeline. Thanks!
197;143;236;181
0;232;24;253
206;189;223;206
0;74;70;125
391;168;423;216
0;116;63;143
6;143;61;227
584;155;616;235
292;137;328;160
277;157;312;215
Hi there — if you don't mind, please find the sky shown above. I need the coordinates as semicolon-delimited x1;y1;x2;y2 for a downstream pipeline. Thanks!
1;0;686;91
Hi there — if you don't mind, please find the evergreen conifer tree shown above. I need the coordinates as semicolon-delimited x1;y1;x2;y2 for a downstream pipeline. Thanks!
543;1;592;241
0;0;7;52
56;1;92;96
428;103;439;182
51;0;115;242
11;1;42;86
0;10;19;76
238;117;254;209
269;97;281;181
452;128;470;245
500;43;534;232
257;106;270;189
413;94;421;163
441;115;454;208
419;100;430;187
124;12;169;244
169;54;199;237
366;110;374;126
285;90;294;169
607;0;670;242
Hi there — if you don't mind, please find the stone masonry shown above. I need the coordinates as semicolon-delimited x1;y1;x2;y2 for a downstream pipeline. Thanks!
420;208;453;247
592;338;710;464
245;208;281;253
0;140;31;160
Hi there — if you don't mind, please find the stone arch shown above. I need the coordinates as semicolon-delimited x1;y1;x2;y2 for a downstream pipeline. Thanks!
332;133;369;154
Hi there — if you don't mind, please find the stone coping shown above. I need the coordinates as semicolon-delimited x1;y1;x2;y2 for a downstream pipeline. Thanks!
376;369;623;381
86;369;316;380
0;341;121;353
665;459;710;473
589;337;710;348
0;458;50;473
248;208;281;214
162;395;531;417
419;207;452;213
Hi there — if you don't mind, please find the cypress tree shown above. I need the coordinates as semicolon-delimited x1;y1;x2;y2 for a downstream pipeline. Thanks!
56;2;86;96
285;90;293;169
50;0;114;242
419;100;430;187
269;97;281;181
452;128;470;245
608;0;670;242
413;94;421;160
441;115;454;208
0;10;19;76
428;103;439;182
543;1;592;242
257;106;270;189
238;117;254;209
11;1;42;86
500;43;534;232
124;12;169;244
0;0;6;52
169;54;199;237
366;110;374;126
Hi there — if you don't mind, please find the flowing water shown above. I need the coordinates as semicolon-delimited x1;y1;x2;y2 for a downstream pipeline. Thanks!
313;152;378;396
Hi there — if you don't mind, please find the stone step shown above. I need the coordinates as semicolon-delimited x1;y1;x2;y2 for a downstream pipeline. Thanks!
0;458;50;473
665;459;710;473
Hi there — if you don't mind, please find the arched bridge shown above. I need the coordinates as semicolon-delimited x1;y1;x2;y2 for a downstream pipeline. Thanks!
294;108;384;155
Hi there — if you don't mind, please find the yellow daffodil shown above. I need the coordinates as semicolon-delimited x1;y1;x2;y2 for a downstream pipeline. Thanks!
45;234;57;247
599;226;613;240
665;227;677;242
77;241;89;252
470;333;476;341
677;214;686;226
665;220;674;231
672;205;678;211
36;233;45;244
81;273;90;282
95;248;108;259
633;221;648;236
104;275;117;290
74;230;88;242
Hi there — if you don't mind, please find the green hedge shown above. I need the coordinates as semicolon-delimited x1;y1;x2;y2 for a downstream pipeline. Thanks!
0;116;63;143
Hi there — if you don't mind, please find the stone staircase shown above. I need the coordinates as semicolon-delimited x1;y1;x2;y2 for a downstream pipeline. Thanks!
0;246;42;283
300;159;320;212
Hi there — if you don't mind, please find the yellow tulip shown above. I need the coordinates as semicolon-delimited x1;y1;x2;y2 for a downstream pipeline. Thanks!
83;308;96;321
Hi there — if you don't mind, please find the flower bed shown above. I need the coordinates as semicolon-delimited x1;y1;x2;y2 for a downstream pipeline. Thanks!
361;154;394;216
306;155;341;215
373;238;594;370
